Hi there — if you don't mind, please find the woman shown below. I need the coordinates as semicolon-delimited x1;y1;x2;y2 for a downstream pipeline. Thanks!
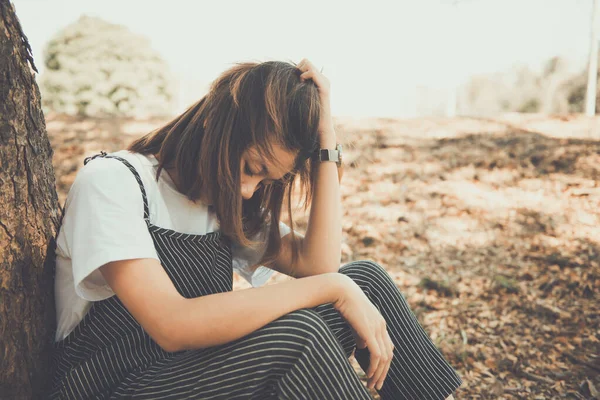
50;59;462;399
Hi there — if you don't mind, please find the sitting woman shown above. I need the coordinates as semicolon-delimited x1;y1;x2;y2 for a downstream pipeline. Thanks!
50;59;462;399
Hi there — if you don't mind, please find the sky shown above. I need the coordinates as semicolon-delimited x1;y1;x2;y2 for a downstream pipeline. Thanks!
12;0;596;117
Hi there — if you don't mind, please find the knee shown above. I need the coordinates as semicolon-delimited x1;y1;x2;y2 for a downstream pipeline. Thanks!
265;308;334;346
338;259;395;289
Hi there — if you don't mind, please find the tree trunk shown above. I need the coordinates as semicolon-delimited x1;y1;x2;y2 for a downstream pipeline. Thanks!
0;0;61;398
586;0;599;116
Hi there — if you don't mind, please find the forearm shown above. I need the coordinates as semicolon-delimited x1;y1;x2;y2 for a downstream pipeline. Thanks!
170;272;345;351
301;129;342;273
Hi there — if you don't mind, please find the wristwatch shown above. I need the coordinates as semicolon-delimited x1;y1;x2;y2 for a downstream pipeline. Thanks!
315;143;343;167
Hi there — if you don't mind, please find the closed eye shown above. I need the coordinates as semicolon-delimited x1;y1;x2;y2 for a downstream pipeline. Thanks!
244;163;255;177
245;162;278;184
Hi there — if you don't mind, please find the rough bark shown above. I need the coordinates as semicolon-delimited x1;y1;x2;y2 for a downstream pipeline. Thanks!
0;0;61;398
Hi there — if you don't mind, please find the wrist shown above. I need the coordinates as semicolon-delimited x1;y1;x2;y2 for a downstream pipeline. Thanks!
324;273;353;305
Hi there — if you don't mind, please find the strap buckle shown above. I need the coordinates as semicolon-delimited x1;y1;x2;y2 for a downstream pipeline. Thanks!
83;150;108;165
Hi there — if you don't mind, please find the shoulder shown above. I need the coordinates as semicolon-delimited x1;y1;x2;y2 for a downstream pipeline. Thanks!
80;150;149;178
77;150;154;185
75;155;133;189
67;151;151;208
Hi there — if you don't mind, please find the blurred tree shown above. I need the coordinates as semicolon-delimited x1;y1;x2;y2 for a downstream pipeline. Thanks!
458;73;508;116
540;56;572;113
0;0;59;398
459;56;584;116
553;56;600;114
39;15;176;117
586;0;599;116
459;66;543;116
512;66;543;113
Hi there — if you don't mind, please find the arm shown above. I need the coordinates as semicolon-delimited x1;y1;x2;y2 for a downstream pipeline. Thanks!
271;59;343;278
100;257;347;352
300;122;342;274
271;147;343;278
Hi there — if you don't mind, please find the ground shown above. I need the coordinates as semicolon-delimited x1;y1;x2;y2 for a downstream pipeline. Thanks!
48;112;600;399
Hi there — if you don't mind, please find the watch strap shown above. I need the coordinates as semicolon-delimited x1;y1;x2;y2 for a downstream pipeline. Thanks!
314;144;342;166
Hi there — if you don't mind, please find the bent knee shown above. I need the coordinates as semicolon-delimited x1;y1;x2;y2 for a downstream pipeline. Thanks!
339;259;392;284
259;308;334;344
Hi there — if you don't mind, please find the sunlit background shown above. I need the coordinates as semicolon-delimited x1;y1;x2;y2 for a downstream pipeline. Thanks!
14;0;595;117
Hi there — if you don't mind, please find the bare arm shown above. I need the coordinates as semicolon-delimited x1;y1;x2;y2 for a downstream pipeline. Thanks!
300;132;342;273
100;257;347;352
271;132;342;279
274;59;343;278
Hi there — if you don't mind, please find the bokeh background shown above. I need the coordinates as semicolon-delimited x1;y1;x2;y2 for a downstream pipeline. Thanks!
14;0;599;118
14;0;600;398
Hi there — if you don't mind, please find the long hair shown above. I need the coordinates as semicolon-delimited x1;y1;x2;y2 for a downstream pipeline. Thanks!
127;60;321;277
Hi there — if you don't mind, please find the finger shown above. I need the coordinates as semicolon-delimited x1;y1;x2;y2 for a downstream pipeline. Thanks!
300;71;314;80
304;59;317;71
376;357;392;391
300;71;325;89
365;335;381;382
369;329;389;389
299;61;321;77
301;73;331;101
297;59;313;72
300;71;321;87
377;331;395;390
298;58;313;68
372;323;393;388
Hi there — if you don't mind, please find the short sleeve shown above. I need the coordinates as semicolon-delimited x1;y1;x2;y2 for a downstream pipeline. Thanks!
59;157;160;301
232;220;292;287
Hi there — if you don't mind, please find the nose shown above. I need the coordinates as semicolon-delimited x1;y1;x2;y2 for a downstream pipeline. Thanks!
241;180;261;200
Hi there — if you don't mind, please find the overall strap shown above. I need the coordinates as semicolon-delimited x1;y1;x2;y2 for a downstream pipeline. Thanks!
83;151;150;223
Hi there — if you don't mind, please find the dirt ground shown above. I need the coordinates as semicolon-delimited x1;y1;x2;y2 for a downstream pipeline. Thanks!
47;112;600;399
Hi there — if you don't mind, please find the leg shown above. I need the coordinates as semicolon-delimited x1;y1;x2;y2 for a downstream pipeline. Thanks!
313;260;463;400
109;308;374;400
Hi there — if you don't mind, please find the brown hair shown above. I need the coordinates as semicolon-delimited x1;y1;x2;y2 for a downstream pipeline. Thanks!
127;60;321;276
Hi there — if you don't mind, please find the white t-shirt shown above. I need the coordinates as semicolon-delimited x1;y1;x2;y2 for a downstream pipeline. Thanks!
54;149;291;342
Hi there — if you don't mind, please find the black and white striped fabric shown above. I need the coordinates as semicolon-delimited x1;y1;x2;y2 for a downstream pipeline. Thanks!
49;152;462;399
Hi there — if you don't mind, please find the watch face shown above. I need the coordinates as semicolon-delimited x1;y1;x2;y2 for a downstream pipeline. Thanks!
319;149;332;161
317;145;342;163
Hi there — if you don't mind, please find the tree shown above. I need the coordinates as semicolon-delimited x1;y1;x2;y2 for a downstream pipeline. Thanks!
39;15;176;118
586;0;600;116
553;56;600;114
0;0;61;398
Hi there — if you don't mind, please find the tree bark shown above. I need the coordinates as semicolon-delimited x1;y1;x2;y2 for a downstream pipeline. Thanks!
0;0;61;398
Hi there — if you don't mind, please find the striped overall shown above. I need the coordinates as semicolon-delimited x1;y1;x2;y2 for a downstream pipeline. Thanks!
49;152;462;399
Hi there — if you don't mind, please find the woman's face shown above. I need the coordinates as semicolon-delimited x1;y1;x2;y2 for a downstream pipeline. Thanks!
240;143;297;200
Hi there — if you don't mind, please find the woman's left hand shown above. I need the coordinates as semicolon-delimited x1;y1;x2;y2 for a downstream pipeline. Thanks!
297;59;335;139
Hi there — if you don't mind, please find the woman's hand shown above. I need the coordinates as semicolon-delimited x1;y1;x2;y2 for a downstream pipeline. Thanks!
297;58;335;140
333;275;395;391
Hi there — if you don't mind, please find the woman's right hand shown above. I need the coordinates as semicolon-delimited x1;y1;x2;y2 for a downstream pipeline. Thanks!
333;275;395;391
